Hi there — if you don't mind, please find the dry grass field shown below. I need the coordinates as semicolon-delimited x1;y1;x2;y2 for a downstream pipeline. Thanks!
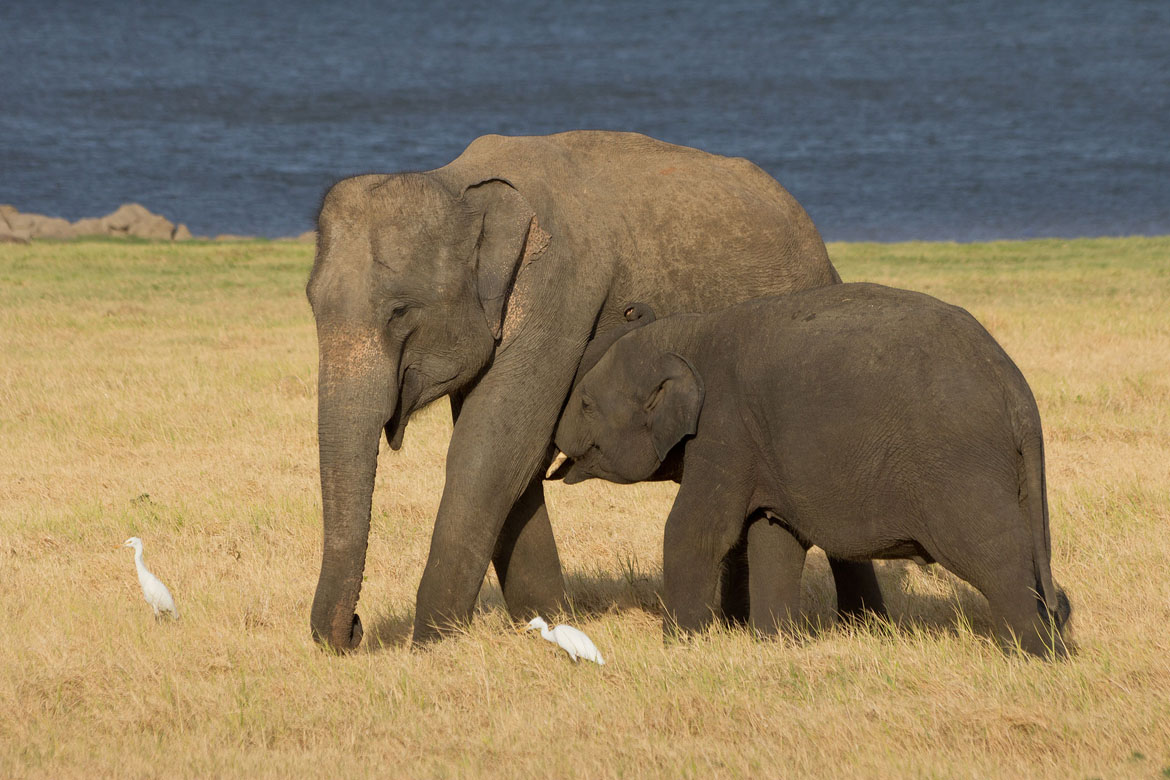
1;237;1168;778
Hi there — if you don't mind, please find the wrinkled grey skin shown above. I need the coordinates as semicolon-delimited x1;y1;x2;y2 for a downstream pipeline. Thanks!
555;284;1072;658
306;130;884;650
557;302;882;628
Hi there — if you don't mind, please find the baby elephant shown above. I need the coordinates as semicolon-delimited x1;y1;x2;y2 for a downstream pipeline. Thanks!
553;283;1070;658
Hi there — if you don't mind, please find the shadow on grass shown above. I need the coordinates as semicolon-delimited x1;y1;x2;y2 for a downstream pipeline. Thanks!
364;609;415;652
556;557;998;641
361;558;1005;652
868;560;996;643
360;560;664;654
553;557;1005;648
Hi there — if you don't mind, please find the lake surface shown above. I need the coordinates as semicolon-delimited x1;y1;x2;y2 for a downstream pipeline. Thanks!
2;0;1167;241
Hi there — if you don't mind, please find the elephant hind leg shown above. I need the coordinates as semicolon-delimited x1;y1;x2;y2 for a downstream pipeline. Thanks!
451;392;567;621
828;557;887;622
979;567;1068;659
491;476;566;621
718;532;751;627
923;502;1067;659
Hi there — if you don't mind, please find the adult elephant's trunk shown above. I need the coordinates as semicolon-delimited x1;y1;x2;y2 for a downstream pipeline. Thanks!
310;327;397;651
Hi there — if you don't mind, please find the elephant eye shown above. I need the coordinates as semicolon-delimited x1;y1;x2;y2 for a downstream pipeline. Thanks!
581;395;594;413
386;304;409;326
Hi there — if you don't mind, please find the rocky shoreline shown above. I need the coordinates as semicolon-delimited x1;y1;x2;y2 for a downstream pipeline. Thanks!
0;203;314;243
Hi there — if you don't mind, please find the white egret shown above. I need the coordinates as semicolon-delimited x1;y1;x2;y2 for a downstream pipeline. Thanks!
526;617;605;665
121;537;178;619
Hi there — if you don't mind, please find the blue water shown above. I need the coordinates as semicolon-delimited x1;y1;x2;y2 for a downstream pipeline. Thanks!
2;0;1168;241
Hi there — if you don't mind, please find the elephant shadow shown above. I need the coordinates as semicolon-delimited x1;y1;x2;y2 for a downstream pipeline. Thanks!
363;609;415;651
361;559;665;652
556;555;998;644
476;563;667;623
783;554;996;642
362;556;998;651
847;559;995;641
561;560;669;620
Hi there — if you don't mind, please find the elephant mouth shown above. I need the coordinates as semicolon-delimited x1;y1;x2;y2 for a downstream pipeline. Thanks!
556;449;647;486
548;451;615;485
385;409;410;451
385;369;424;451
385;364;461;451
562;462;590;485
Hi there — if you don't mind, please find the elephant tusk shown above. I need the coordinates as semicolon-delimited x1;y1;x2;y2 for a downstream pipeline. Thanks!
545;451;570;479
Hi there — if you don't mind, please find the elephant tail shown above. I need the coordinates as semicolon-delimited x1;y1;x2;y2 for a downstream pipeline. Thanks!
1016;415;1064;629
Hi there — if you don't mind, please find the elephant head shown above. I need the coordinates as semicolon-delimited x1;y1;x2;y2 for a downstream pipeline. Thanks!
306;172;544;650
553;329;705;486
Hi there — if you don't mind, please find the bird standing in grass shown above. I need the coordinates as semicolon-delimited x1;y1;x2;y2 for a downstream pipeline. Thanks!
121;537;178;619
526;617;605;664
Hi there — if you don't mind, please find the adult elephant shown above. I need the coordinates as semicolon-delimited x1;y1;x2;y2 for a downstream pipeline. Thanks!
307;131;885;649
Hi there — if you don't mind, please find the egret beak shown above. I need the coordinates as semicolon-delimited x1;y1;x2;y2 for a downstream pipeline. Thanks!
545;451;570;479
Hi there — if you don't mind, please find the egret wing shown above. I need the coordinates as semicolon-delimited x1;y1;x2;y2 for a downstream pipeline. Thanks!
144;573;177;616
553;624;605;665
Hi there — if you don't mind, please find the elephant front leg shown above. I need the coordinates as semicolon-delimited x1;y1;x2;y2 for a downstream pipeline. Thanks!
413;334;585;643
413;443;554;642
491;476;566;620
662;473;752;636
746;517;807;635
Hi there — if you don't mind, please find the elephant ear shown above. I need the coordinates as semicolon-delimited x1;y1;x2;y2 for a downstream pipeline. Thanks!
644;352;704;462
461;178;539;340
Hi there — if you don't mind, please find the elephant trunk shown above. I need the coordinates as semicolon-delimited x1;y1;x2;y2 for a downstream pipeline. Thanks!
310;330;397;651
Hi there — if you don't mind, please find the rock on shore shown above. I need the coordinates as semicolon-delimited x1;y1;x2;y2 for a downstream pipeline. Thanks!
1;203;190;242
0;204;315;243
